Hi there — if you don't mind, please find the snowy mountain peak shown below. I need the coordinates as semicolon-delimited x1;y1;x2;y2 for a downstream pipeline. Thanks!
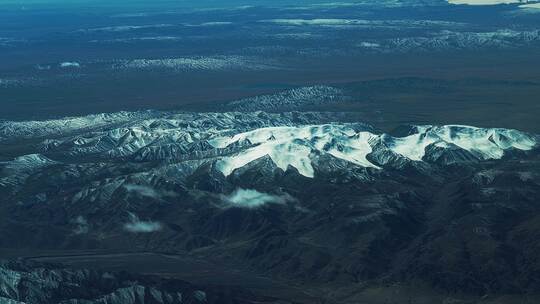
209;124;536;178
0;112;536;179
391;125;537;161
211;125;378;177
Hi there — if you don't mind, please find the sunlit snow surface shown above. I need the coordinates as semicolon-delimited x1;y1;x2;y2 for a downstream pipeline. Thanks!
211;124;536;177
210;125;377;177
388;125;536;160
448;0;521;5
519;2;540;9
1;112;537;179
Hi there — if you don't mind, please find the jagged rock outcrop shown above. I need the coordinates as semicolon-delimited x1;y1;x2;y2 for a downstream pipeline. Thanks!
0;260;274;304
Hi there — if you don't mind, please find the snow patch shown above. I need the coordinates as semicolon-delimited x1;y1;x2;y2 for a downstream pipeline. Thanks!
227;86;348;111
2;154;58;171
115;56;270;71
358;42;381;48
448;0;521;5
80;24;174;32
519;2;540;10
184;22;233;27
60;62;80;68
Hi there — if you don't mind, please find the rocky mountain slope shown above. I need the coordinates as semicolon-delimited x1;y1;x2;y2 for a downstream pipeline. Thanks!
1;110;539;303
0;260;280;304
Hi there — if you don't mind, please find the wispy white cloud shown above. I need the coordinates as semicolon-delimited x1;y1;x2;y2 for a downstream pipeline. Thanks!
71;216;89;234
222;188;295;208
123;184;177;198
123;212;162;233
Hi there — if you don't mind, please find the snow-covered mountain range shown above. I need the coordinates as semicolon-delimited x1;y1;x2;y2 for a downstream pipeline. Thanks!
1;110;539;303
1;111;537;181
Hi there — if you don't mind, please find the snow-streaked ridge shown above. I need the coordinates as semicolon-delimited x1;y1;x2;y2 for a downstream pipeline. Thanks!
210;124;536;177
1;111;537;179
386;125;536;160
211;125;378;177
2;154;58;171
0;111;159;142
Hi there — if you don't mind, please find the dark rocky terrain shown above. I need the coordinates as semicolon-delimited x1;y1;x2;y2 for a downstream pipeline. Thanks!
0;259;283;304
2;1;540;303
0;110;539;303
